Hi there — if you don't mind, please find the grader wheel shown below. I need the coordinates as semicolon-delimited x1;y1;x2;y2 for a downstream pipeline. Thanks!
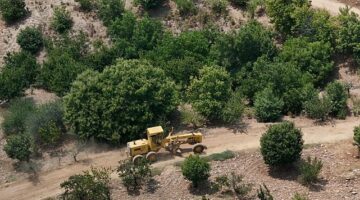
132;155;145;164
193;143;206;154
146;151;157;162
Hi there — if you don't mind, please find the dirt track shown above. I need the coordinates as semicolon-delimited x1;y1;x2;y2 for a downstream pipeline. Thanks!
0;116;359;200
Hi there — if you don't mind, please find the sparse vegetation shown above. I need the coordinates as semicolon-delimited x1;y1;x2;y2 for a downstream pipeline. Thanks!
292;193;309;200
353;126;360;156
298;156;323;185
75;0;94;11
181;155;210;188
209;0;228;15
134;0;166;10
17;27;44;54
0;0;28;23
51;7;73;33
260;122;304;167
214;172;253;198
304;95;332;121
175;0;197;16
257;184;273;200
97;0;125;26
4;134;32;162
117;159;152;191
206;150;235;161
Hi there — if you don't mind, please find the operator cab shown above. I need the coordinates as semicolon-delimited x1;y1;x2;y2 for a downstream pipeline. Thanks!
147;126;165;151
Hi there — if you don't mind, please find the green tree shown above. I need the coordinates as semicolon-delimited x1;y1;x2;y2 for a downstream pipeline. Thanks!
64;59;178;144
278;37;334;86
211;21;276;71
265;0;309;34
75;0;94;11
304;95;332;121
187;66;232;120
51;7;73;33
0;52;39;101
117;159;152;191
254;88;284;122
325;81;348;119
336;7;360;55
134;0;166;10
17;27;43;54
4;134;32;162
60;168;111;200
221;91;245;124
260;122;303;167
181;155;210;188
97;0;125;26
1;98;35;135
0;0;28;23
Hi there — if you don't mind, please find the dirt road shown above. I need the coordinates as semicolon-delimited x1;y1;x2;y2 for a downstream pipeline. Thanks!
0;116;359;200
312;0;360;15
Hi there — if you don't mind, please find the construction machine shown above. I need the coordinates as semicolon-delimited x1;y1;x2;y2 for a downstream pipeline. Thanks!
126;126;206;163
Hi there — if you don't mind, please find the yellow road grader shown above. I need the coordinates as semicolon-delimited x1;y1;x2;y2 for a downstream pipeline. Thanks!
126;126;206;163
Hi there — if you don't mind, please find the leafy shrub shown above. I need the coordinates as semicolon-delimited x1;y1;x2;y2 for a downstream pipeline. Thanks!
0;0;28;23
209;0;228;15
211;21;276;71
181;155;210;187
25;101;65;147
298;156;323;185
325;81;348;119
304;96;332;121
4;134;32;162
134;0;166;10
214;172;252;198
254;88;284;122
175;0;197;16
187;66;232;121
353;126;360;155
336;7;360;55
257;184;273;200
0;52;39;101
64;59;178;144
17;27;43;54
60;167;111;200
260;122;303;167
292;193;309;200
206;150;235;161
117;159;151;191
2;98;35;135
75;0;94;11
221;91;245;124
180;105;206;129
51;7;73;33
97;0;125;26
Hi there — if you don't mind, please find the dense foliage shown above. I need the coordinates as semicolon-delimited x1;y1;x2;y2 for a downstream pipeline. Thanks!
3;134;32;162
97;0;125;26
260;122;303;167
60;168;111;200
64;59;178;144
304;95;332;121
117;159;152;191
51;7;73;33
0;52;39;101
187;66;232;120
75;0;94;11
17;27;44;54
325;81;348;119
134;0;166;10
181;155;210;187
0;0;28;23
254;88;284;122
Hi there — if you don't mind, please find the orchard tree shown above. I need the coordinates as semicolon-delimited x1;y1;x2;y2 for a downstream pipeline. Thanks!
17;27;44;54
60;168;111;200
304;96;332;121
221;91;245;124
64;59;179;144
51;7;73;33
260;122;303;167
117;159;151;191
325;81;348;119
265;0;309;35
254;88;284;122
336;7;360;55
97;0;125;26
211;21;276;71
187;65;232;121
4;134;32;162
181;155;210;188
0;0;28;23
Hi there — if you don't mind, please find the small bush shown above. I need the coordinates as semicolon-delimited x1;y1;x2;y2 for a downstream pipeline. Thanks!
97;0;125;26
0;0;28;23
260;122;303;167
17;27;43;54
292;193;309;200
2;98;35;135
60;167;111;200
214;172;252;198
221;91;244;124
254;88;284;122
304;95;332;121
51;7;73;33
175;0;197;16
134;0;166;10
209;0;228;15
298;156;323;185
3;134;32;162
75;0;94;11
181;155;210;188
257;184;273;200
180;105;206;129
325;81;348;119
206;150;235;161
117;159;151;191
26;101;65;147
